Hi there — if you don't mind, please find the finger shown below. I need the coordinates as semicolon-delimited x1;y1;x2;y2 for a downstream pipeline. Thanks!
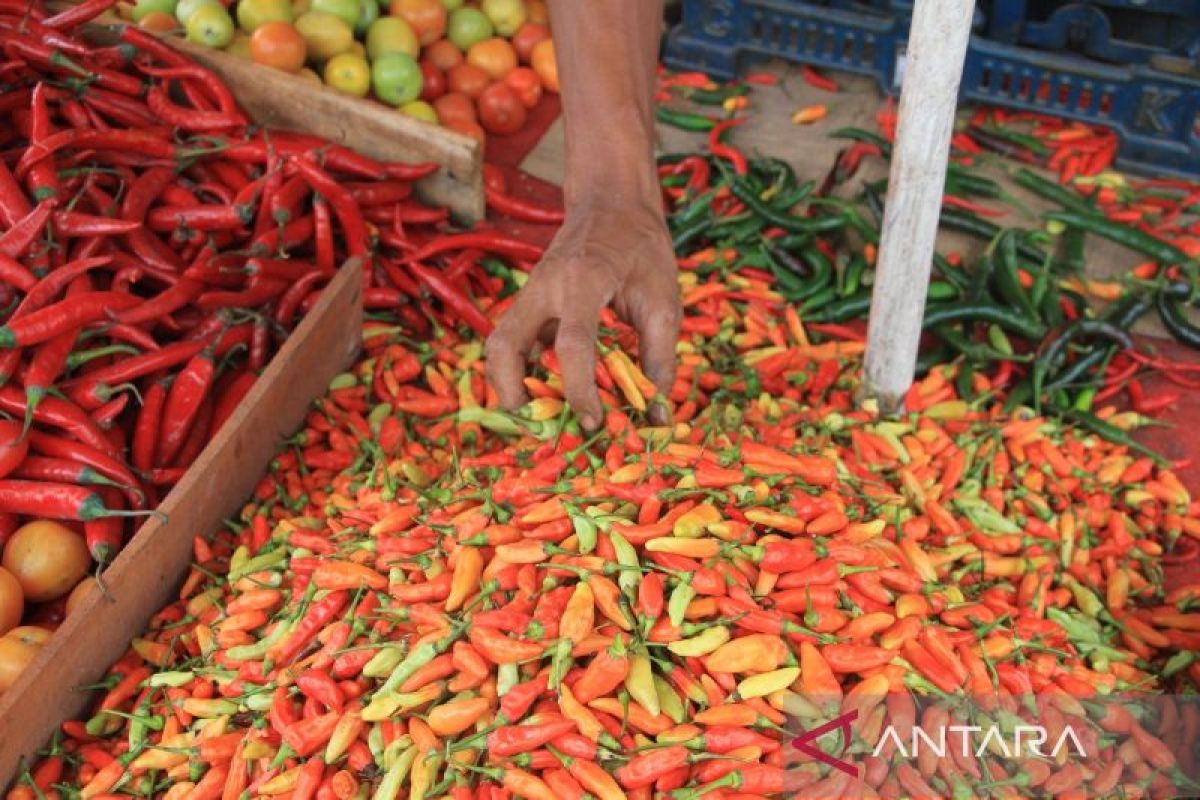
554;312;603;430
484;294;546;409
634;303;681;427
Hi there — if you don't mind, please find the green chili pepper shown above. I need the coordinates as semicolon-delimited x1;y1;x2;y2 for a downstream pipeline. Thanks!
655;107;717;132
922;303;1045;340
1045;210;1192;265
668;578;696;628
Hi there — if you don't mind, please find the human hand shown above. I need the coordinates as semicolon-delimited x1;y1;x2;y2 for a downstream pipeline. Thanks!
485;198;680;430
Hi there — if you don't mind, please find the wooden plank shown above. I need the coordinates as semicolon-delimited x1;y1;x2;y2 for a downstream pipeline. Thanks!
862;0;974;414
74;16;483;222
170;40;484;223
0;260;363;788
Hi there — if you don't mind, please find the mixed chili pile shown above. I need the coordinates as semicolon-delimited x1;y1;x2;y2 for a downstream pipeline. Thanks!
655;75;1200;423
3;18;1200;800
19;261;1200;798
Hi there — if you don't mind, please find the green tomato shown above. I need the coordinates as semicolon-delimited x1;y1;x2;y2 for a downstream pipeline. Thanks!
310;0;358;30
441;0;462;10
175;0;218;24
235;0;293;32
365;16;418;60
353;0;378;37
132;0;178;22
446;7;491;51
480;0;523;37
185;2;235;47
371;52;422;106
400;99;438;124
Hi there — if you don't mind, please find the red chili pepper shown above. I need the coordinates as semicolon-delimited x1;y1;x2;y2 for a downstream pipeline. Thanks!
407;261;493;336
42;0;119;31
155;341;217;466
275;591;350;665
708;119;748;175
800;65;839;92
0;479;125;521
404;232;544;265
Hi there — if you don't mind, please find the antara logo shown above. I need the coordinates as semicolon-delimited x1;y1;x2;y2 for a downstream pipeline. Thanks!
791;710;1089;777
873;723;1090;760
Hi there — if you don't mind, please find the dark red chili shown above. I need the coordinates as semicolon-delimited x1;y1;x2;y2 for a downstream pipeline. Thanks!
408;261;493;336
709;119;748;175
0;291;141;349
156;341;217;466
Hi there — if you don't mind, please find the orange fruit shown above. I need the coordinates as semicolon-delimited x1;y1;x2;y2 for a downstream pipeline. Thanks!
530;37;557;92
503;65;541;108
511;21;548;63
465;36;515;80
446;62;490;99
432;91;476;125
250;21;307;72
137;10;179;31
389;0;445;45
424;37;462;71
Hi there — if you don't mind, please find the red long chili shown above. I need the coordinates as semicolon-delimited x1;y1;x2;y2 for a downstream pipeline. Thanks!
484;185;565;225
156;341;217;466
132;378;169;474
709;119;748;175
84;487;126;563
0;386;118;458
0;479;125;521
0;158;33;227
42;0;118;31
292;156;369;259
408;261;493;336
0;201;53;259
405;232;544;264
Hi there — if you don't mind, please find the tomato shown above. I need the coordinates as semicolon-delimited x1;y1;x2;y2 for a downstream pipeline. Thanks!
525;0;546;25
443;118;485;148
372;52;423;106
236;0;292;32
365;16;418;59
249;20;307;72
65;576;96;618
511;21;547;63
137;10;179;30
530;37;557;92
0;567;21;637
432;91;476;124
0;626;51;696
419;60;446;100
445;6;491;50
446;62;490;99
503;65;541;108
389;0;445;45
324;52;372;96
185;2;235;47
423;37;462;71
465;36;516;80
479;0;523;36
0;420;29;480
477;81;526;135
2;520;91;603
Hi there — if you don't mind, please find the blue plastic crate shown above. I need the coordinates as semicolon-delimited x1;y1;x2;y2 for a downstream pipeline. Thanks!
663;0;1200;178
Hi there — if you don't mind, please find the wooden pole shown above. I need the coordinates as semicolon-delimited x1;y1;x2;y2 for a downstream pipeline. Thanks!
861;0;975;414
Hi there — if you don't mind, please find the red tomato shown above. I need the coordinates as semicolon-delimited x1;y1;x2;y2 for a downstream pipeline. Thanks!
446;63;491;99
419;60;446;100
477;81;526;135
465;37;516;81
423;38;462;72
511;22;549;64
433;91;477;124
503;66;542;109
0;420;28;479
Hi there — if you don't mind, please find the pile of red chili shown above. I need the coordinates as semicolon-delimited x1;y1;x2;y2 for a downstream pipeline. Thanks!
12;266;1199;799
0;0;538;568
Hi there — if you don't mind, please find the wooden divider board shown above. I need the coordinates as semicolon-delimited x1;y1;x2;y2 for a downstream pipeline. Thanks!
168;39;485;223
0;260;363;787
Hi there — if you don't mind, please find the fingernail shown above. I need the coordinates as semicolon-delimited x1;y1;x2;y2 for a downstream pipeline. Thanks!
580;414;598;431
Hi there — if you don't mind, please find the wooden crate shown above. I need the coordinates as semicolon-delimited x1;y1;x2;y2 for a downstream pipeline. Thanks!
78;16;484;222
0;261;364;788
